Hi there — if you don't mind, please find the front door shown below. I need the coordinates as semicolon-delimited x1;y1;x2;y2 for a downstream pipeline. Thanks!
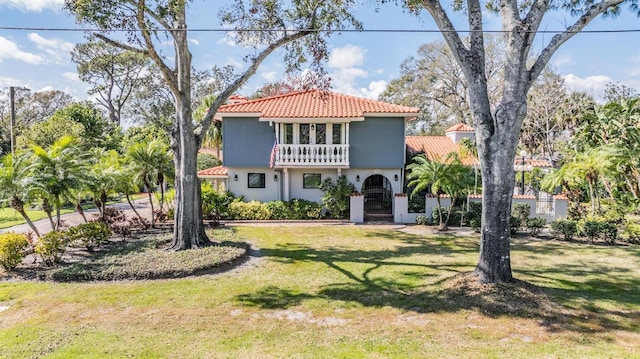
362;175;393;220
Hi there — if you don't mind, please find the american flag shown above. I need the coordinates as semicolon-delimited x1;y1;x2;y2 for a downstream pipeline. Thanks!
269;140;278;168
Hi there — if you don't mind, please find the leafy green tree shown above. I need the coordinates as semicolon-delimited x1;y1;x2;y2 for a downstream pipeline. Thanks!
0;152;41;237
29;136;90;231
18;102;122;152
65;0;361;250
72;38;150;126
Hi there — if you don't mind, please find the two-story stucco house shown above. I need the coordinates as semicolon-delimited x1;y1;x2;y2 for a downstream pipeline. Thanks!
200;90;419;216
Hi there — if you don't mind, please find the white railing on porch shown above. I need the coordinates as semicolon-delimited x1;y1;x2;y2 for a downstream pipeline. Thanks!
275;144;349;167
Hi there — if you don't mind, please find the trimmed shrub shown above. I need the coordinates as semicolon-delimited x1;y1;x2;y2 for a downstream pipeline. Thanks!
35;230;69;265
600;222;618;244
266;200;289;220
416;215;430;225
469;218;481;232
228;200;271;220
526;218;546;237
67;222;112;251
550;219;577;241
0;232;29;271
581;220;602;243
201;183;235;220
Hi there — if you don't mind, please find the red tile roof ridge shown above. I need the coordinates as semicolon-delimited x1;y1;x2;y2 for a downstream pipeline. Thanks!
445;123;474;133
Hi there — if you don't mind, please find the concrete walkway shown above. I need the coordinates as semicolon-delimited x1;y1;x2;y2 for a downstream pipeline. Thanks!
0;199;154;236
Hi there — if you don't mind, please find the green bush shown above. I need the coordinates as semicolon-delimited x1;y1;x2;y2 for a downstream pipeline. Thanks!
581;220;602;243
266;200;288;220
469;218;481;232
35;230;70;265
67;222;112;251
288;198;322;219
431;206;463;227
201;183;236;220
0;232;29;271
550;219;577;241
320;175;356;219
512;203;531;221
526;218;546;237
416;215;430;225
600;222;618;244
228;200;271;220
622;221;640;244
408;195;426;213
510;216;522;235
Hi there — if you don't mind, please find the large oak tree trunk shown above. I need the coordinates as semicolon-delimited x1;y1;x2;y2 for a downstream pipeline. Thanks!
167;20;211;250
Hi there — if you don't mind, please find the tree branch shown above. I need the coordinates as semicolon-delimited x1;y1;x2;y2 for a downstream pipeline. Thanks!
134;0;179;95
196;30;312;139
93;34;148;55
529;0;624;84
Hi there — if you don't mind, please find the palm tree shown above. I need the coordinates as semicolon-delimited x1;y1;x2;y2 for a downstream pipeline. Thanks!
0;152;41;237
406;154;474;230
458;137;480;194
29;136;89;231
196;96;223;159
86;149;121;221
126;139;172;226
543;145;621;215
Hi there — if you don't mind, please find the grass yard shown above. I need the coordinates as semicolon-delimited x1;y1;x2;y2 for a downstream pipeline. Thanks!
1;225;639;358
0;207;76;230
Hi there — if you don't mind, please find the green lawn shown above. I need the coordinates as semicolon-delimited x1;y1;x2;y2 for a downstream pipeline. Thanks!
0;207;75;229
1;226;639;358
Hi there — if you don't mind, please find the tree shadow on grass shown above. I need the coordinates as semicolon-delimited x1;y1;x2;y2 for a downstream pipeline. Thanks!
235;228;640;335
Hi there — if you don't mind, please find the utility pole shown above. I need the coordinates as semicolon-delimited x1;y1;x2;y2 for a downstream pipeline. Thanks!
9;86;30;156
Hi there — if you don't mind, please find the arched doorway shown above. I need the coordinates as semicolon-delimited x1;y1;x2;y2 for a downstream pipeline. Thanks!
362;175;393;220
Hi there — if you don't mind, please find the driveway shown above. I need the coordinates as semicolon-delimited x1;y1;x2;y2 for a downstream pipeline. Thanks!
0;199;153;236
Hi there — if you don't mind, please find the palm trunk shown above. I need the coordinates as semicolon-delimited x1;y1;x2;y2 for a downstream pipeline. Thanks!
125;193;145;222
145;182;156;227
11;197;41;238
75;202;88;223
54;195;62;230
42;198;55;231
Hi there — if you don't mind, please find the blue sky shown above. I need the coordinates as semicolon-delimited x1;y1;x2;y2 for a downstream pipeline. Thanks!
0;0;639;104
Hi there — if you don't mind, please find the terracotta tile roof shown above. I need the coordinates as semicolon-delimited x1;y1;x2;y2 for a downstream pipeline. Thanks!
217;89;420;119
406;136;477;166
197;166;228;178
513;158;553;168
445;123;474;133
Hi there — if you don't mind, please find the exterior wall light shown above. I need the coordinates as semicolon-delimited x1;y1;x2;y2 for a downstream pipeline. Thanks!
356;175;360;182
274;174;278;182
233;174;238;181
394;174;399;182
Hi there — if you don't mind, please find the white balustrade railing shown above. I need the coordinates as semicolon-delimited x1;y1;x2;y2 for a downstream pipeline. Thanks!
275;144;349;167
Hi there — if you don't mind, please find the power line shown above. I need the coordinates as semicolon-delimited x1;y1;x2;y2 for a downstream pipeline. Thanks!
1;26;640;34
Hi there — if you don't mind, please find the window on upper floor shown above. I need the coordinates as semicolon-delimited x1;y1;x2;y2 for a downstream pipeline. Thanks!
332;124;342;144
278;123;345;145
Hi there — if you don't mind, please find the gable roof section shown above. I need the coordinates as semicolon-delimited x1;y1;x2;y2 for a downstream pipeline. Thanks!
406;136;477;166
216;89;419;120
197;166;228;178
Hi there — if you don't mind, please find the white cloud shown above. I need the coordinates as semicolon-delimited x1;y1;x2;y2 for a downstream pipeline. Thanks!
0;36;45;64
360;80;388;99
217;35;237;47
551;53;575;67
628;55;640;77
328;45;365;69
261;71;278;82
0;75;22;87
564;74;612;102
226;57;244;69
188;38;200;46
0;0;63;12
62;72;79;81
27;33;74;64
